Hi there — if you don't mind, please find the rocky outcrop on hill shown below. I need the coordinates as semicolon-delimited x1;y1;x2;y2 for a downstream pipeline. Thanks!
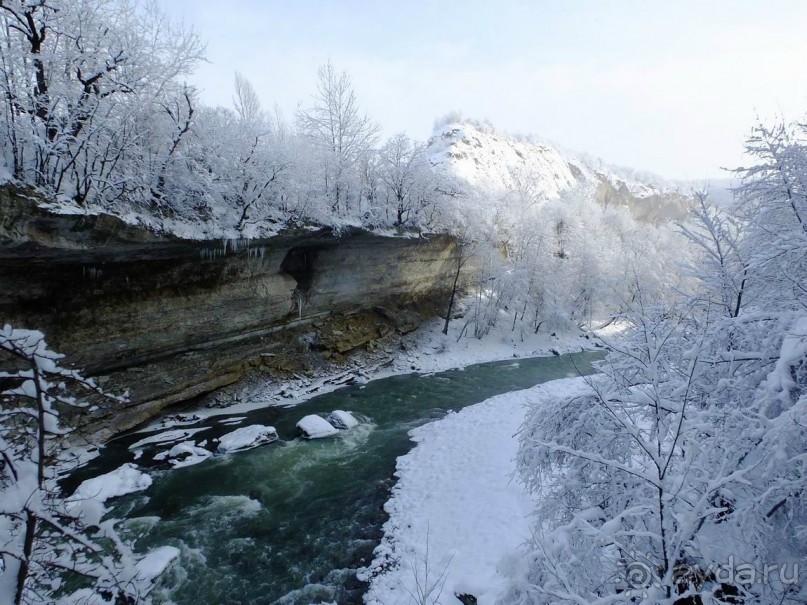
427;122;693;222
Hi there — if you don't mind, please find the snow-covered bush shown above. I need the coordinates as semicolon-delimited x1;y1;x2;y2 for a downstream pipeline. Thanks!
0;325;161;604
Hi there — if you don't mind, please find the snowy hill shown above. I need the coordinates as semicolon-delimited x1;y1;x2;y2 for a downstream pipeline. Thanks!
427;122;693;222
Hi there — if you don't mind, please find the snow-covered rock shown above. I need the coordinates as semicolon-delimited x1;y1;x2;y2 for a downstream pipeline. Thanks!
429;121;665;198
216;425;278;453
327;409;359;430
129;427;207;450
154;441;212;468
135;545;181;582
428;121;689;221
296;414;339;439
69;463;152;504
429;122;580;198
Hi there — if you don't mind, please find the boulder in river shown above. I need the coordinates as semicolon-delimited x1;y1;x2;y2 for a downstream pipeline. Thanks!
327;410;360;430
217;425;278;453
154;441;212;468
297;415;339;439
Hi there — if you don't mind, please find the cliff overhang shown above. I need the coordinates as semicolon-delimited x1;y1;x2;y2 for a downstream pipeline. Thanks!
0;186;461;438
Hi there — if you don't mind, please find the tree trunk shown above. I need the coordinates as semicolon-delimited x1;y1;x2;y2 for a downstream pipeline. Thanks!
15;509;37;605
442;254;463;335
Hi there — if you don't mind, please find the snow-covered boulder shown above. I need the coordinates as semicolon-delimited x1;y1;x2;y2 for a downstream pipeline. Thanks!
154;441;212;468
69;463;152;504
135;545;181;582
216;425;278;453
129;427;206;450
296;414;339;439
327;410;359;430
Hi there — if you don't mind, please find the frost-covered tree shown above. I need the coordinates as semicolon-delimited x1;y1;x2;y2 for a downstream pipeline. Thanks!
735;120;807;312
452;180;686;340
507;118;807;605
0;0;204;207
296;61;380;214
0;325;152;605
679;191;748;318
378;133;431;227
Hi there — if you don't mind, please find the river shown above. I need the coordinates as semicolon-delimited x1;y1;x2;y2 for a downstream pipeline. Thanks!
73;351;602;604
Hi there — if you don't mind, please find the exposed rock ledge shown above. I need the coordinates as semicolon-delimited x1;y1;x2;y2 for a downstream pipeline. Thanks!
0;186;462;439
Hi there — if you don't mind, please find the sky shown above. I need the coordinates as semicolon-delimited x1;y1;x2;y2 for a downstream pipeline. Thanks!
158;0;807;180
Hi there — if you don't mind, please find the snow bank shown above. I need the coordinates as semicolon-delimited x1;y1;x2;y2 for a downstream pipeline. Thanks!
296;414;339;439
216;424;278;453
364;377;593;605
69;463;152;504
327;409;359;429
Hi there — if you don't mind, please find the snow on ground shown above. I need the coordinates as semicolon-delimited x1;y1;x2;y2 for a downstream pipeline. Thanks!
69;463;152;504
389;314;621;376
363;377;594;605
296;414;339;439
427;121;671;202
215;424;278;453
152;413;203;428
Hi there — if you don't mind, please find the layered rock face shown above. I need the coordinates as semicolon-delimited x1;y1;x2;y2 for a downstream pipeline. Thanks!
0;187;460;437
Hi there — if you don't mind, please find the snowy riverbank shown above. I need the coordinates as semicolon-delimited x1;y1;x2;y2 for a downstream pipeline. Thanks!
148;308;623;427
363;377;596;605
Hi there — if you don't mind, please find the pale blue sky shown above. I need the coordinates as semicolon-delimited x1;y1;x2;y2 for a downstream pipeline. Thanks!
159;1;807;179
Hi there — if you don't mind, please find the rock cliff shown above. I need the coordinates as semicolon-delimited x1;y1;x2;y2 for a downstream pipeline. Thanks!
0;186;461;438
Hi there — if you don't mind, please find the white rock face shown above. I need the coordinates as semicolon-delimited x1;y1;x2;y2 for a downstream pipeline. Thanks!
427;121;673;202
296;414;339;439
327;410;359;430
216;425;278;453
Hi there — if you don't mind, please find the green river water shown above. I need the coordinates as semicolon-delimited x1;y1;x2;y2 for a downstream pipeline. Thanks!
72;351;602;604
